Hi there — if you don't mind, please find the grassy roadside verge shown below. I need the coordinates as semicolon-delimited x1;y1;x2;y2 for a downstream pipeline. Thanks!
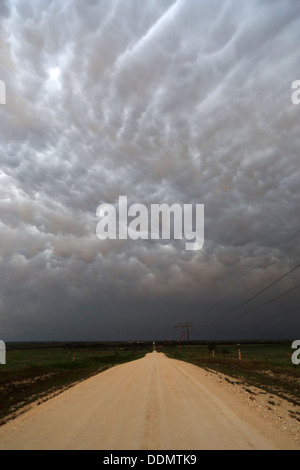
164;345;300;407
0;347;149;424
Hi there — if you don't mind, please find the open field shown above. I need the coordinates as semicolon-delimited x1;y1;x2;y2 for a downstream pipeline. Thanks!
164;342;300;407
0;352;298;450
0;342;151;423
1;340;299;449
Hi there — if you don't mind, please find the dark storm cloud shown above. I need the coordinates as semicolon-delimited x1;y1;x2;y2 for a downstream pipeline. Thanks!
0;0;300;340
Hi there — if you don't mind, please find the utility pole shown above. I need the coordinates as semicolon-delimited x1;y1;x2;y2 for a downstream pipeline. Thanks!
175;323;193;350
186;322;191;344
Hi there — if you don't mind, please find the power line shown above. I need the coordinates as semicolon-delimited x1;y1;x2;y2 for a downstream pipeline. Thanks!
257;230;300;271
215;282;300;328
208;228;300;317
205;261;300;328
248;306;299;325
222;262;300;318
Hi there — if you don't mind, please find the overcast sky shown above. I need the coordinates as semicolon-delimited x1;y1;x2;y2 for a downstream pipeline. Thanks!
0;0;300;342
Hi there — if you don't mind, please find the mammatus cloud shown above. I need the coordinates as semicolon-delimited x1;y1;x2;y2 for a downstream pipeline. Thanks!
0;0;299;340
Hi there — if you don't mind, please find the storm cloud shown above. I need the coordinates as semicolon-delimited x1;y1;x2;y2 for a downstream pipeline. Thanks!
0;0;299;341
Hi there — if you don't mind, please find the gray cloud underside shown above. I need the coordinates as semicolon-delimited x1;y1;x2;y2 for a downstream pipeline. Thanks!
0;0;300;340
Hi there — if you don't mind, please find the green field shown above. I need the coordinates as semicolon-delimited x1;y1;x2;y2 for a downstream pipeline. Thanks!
0;343;151;423
165;342;296;367
164;342;300;405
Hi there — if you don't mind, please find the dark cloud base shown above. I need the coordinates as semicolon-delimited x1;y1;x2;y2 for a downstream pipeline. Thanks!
0;0;299;341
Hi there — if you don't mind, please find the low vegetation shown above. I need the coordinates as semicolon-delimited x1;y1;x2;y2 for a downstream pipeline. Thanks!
164;342;300;405
0;342;151;423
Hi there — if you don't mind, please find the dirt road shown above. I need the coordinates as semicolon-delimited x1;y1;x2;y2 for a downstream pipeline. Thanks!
0;352;298;450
